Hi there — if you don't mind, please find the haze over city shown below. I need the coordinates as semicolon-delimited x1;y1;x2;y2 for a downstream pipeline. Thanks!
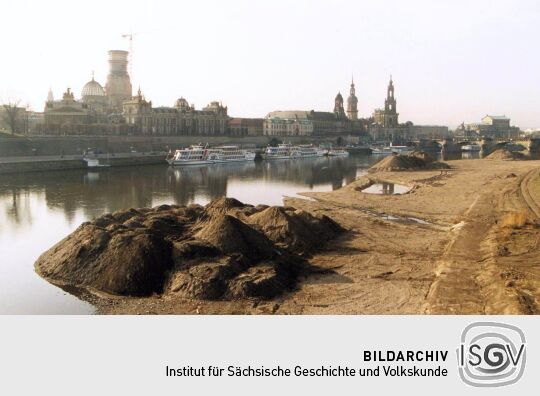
1;0;539;128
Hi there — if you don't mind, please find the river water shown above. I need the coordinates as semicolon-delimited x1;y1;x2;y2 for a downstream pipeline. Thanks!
0;155;384;314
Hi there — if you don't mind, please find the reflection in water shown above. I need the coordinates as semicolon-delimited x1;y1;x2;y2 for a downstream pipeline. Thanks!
0;155;379;314
361;182;411;195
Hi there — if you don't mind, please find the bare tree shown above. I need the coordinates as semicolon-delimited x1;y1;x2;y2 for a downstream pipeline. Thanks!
1;100;22;135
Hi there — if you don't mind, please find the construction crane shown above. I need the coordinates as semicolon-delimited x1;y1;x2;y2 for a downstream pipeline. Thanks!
121;32;136;82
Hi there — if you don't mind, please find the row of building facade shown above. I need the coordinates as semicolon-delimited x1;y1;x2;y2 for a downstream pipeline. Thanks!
2;49;522;141
454;115;520;139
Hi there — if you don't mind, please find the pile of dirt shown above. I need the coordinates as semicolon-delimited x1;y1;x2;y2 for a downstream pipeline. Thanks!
248;206;343;255
369;153;449;172
485;149;527;161
194;214;275;261
35;197;342;301
408;150;435;163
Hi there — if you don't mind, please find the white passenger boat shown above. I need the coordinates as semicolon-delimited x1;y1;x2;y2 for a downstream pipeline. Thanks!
371;144;412;155
206;146;256;163
264;144;294;160
461;144;481;152
166;145;213;166
391;146;414;155
292;144;327;158
370;146;394;155
83;158;110;169
327;148;349;157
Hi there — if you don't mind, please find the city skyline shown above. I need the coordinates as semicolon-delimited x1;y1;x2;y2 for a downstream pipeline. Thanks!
1;0;539;128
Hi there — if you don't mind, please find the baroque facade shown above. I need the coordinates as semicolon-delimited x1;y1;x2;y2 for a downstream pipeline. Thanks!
41;50;133;134
455;115;519;139
264;79;364;137
368;77;450;142
123;91;229;135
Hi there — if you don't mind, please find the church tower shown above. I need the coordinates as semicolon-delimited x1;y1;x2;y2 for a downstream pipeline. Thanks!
334;92;345;118
346;77;358;120
383;76;398;127
46;88;54;103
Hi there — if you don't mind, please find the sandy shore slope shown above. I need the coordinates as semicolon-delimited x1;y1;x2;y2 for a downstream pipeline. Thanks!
94;159;540;314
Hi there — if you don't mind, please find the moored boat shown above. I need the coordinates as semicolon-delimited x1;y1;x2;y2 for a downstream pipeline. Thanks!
206;146;256;163
83;158;111;169
370;144;413;155
461;144;481;152
291;144;327;158
264;144;294;160
327;148;349;157
166;145;213;166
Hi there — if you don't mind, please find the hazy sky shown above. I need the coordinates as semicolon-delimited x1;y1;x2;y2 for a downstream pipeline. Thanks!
1;0;539;128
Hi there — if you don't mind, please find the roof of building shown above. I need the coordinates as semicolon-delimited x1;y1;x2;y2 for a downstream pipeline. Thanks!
310;111;337;120
484;115;510;120
81;78;105;97
266;110;338;121
266;111;311;120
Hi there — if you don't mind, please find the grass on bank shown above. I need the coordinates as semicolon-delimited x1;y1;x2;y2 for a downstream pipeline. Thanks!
501;212;529;229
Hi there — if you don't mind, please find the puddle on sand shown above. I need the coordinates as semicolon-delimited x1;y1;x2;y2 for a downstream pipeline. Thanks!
378;213;432;225
361;182;411;195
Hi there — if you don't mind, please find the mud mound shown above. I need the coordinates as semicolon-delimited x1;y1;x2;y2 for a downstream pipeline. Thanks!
369;153;449;172
205;197;247;212
168;257;244;299
35;224;173;296
485;149;527;161
194;214;275;261
203;197;264;220
35;197;342;301
227;263;292;299
408;150;435;163
248;206;343;254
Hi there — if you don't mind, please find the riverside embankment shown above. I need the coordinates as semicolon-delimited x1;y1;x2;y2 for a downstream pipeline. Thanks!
0;152;166;174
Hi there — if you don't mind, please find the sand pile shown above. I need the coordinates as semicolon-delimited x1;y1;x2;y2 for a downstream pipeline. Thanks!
408;150;435;163
485;149;527;161
194;214;275;261
370;152;449;172
248;206;343;255
35;197;342;301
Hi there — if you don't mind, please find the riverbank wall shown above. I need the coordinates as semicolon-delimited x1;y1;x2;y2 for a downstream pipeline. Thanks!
0;154;166;175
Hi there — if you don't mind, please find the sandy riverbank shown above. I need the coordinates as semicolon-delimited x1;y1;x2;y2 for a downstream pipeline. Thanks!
47;158;540;314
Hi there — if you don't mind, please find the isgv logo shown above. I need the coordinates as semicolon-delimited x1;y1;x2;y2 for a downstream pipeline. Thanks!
457;322;526;387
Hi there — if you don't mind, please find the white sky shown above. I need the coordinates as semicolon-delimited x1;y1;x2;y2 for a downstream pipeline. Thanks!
1;0;539;128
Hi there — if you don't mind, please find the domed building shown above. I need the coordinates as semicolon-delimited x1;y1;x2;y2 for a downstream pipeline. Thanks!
81;76;107;106
174;97;192;111
80;75;109;122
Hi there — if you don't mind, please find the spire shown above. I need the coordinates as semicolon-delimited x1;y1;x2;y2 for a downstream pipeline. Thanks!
91;70;95;81
47;87;54;102
347;75;358;120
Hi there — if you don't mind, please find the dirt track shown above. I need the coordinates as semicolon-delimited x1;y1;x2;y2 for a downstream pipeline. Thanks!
95;159;540;314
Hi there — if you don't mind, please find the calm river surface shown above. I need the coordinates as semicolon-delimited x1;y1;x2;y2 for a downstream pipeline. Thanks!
0;155;382;314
